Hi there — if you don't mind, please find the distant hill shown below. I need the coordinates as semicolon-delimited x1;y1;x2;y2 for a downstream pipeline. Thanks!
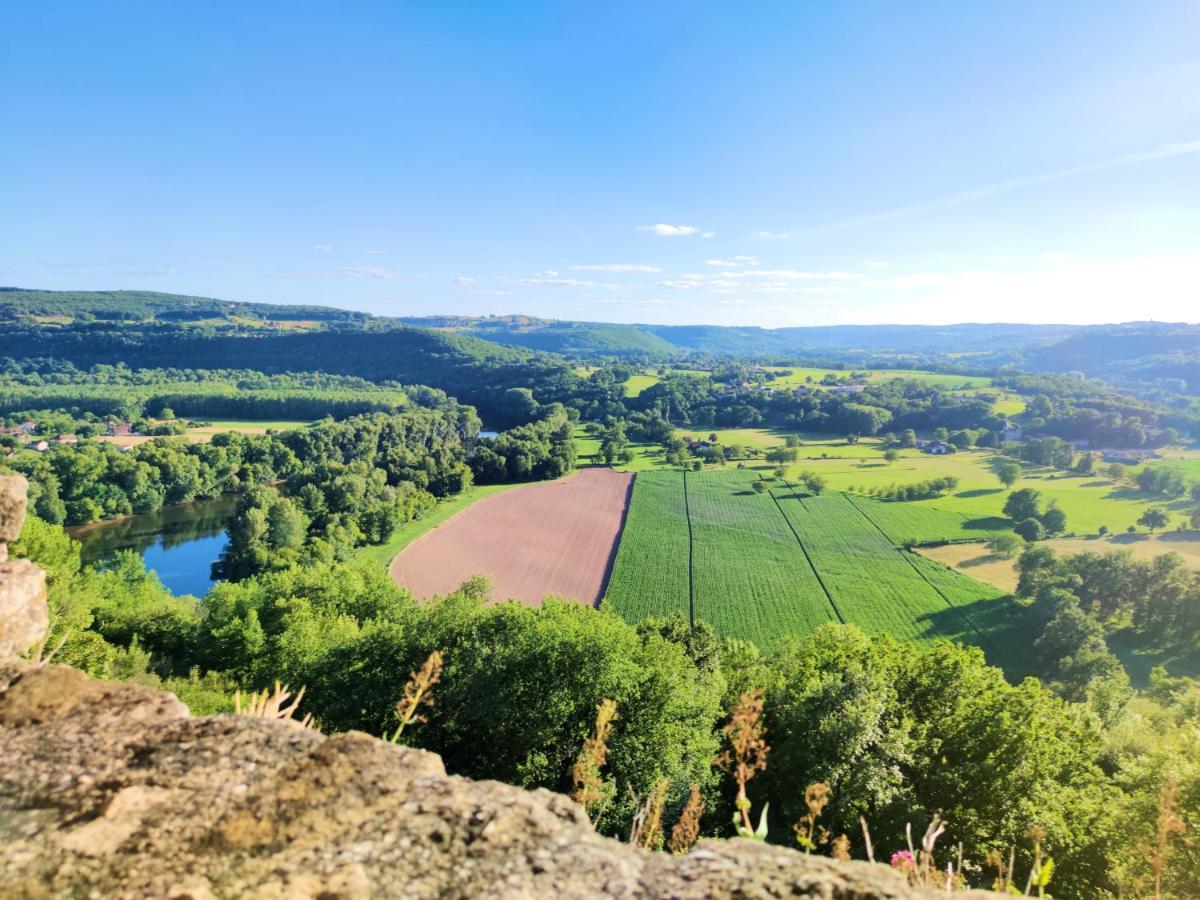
1027;323;1200;388
0;290;575;424
0;288;370;326
641;322;1080;357
396;314;678;360
6;289;1198;388
395;315;1083;361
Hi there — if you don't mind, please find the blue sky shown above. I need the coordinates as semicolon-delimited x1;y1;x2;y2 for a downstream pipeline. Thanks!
2;2;1198;326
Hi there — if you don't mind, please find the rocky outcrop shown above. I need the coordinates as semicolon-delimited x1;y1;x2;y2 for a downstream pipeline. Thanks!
0;476;47;659
0;474;993;898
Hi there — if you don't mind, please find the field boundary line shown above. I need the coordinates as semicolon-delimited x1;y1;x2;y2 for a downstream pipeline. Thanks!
770;479;845;624
842;492;999;653
683;469;695;628
594;471;637;610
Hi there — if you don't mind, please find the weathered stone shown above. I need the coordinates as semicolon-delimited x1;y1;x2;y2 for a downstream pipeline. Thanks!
0;559;46;659
0;475;27;545
0;660;1000;899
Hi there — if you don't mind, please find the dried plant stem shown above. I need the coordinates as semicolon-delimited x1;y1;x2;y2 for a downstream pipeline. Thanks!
390;650;444;743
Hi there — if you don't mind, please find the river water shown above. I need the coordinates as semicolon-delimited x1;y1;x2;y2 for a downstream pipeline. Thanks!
68;494;237;597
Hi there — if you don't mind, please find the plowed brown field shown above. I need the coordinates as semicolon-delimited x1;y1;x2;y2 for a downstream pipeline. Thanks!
389;468;634;607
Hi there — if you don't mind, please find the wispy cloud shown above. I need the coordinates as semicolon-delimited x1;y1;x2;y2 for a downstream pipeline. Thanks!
750;230;790;240
658;268;861;294
312;243;333;252
471;289;512;296
340;266;396;279
706;256;758;267
638;223;700;237
810;139;1200;234
572;263;662;273
517;276;595;288
453;275;476;284
281;266;413;280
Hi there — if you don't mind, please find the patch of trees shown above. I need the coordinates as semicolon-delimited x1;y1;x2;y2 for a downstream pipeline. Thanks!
995;374;1198;447
469;406;577;483
0;363;469;423
5;408;479;528
1018;436;1076;469
1003;488;1068;540
863;476;959;502
1135;464;1193;498
1017;543;1200;650
634;375;1003;438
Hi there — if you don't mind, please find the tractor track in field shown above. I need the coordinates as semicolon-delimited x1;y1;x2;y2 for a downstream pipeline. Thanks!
770;479;845;624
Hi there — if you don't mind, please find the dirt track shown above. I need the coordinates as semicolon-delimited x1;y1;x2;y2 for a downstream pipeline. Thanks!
389;468;634;607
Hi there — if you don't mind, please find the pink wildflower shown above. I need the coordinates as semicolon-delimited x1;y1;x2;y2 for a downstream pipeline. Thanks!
890;849;915;872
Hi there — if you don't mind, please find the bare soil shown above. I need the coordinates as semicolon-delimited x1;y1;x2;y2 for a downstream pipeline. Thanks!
389;468;634;607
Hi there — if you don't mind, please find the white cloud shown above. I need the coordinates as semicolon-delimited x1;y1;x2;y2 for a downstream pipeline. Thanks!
638;223;700;237
572;263;662;273
518;276;594;288
471;289;512;296
865;259;889;268
312;244;333;252
705;256;758;267
750;230;790;240
453;275;476;284
339;266;396;279
718;269;863;281
536;269;559;277
702;231;716;239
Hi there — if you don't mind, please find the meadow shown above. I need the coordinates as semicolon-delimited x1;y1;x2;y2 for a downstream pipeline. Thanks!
759;365;992;390
603;467;1026;673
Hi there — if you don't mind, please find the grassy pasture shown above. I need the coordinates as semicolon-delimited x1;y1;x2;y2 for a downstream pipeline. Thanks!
760;366;992;390
183;419;310;440
779;451;1187;535
622;374;659;397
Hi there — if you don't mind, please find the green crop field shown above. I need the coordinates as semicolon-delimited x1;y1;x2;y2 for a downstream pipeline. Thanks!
603;468;1027;671
603;471;691;622
841;492;1004;543
771;489;975;643
688;470;836;642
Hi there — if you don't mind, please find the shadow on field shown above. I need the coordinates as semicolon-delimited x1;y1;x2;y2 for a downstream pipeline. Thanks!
956;488;1003;499
963;516;1010;531
957;553;1000;568
1161;530;1200;542
1107;627;1200;687
916;594;1031;681
1111;533;1152;544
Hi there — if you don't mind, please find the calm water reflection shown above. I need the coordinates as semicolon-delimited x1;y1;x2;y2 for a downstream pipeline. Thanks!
69;494;237;597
